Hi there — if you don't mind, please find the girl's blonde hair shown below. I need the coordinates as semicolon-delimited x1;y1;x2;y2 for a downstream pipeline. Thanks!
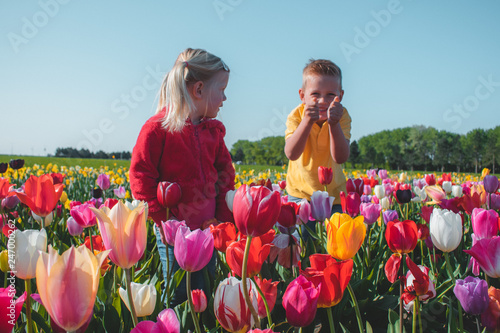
157;48;229;132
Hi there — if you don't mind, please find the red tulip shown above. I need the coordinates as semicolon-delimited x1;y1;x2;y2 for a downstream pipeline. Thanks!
278;180;286;190
191;289;207;313
340;191;361;217
157;181;182;208
301;254;353;308
277;201;299;228
210;222;237;252
318;166;333;186
14;174;64;217
425;174;436;186
0;178;14;200
50;173;65;185
346;178;364;196
254;277;279;318
386;220;418;254
233;185;281;237
226;236;272;278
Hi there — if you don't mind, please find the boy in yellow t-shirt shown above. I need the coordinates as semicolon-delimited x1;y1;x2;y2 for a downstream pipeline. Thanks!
284;59;351;212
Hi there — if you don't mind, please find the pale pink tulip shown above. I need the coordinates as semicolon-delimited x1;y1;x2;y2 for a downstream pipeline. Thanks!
36;246;109;332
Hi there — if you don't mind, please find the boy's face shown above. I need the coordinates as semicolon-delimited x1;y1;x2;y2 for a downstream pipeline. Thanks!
299;74;344;122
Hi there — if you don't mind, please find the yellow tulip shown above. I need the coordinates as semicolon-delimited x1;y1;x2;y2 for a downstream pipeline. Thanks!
0;250;9;272
36;246;110;332
482;168;491;179
325;213;366;260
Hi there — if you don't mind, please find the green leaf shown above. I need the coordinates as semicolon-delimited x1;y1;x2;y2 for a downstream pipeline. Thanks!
366;320;373;333
103;303;121;333
30;308;52;332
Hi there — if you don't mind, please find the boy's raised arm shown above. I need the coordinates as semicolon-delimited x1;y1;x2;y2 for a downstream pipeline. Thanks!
327;97;350;164
285;104;319;161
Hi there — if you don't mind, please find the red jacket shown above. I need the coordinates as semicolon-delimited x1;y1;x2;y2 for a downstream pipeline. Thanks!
130;111;235;229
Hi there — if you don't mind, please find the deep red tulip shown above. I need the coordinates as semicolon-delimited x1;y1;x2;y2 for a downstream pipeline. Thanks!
318;166;333;186
393;182;412;204
0;163;7;174
233;185;281;237
210;222;237;252
346;178;364;196
340;191;361;217
419;206;434;224
157;181;182;208
278;180;286;190
14;174;64;217
277;201;300;228
9;159;24;170
417;223;430;240
50;173;65;185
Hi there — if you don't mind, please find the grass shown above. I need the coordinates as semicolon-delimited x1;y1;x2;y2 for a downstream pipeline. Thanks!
0;155;131;169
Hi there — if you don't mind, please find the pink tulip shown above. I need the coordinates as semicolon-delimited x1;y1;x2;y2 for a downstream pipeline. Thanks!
113;186;126;199
174;226;214;272
96;174;110;190
70;203;98;228
298;199;311;224
90;200;148;269
214;277;257;332
360;202;382;225
36;246;109;332
282;275;320;327
378;169;388;179
425;185;446;204
471;208;499;240
161;220;187;246
0;288;26;332
130;308;180;333
67;217;84;236
191;289;207;313
465;237;500;278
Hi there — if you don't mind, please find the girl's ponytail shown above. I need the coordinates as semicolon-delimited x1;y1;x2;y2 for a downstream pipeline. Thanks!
157;48;229;132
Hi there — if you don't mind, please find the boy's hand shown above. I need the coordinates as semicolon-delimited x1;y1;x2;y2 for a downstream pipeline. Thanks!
303;103;321;125
327;96;343;126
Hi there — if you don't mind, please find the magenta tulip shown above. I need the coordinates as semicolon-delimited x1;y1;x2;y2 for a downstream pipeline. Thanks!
0;288;26;332
130;308;180;333
298;199;312;224
233;185;281;237
174;226;214;272
471;208;499;240
70;203;98;228
161;220;187;246
465;237;500;278
282;275;320;327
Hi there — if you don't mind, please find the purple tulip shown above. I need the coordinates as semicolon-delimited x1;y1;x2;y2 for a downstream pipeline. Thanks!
360;203;382;225
360;195;372;203
383;210;399;225
483;175;499;194
2;195;20;210
491;193;500;210
310;191;334;222
174;226;214;272
453;276;489;315
96;174;111;190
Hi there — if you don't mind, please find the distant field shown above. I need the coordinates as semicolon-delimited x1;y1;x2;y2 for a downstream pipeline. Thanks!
0;155;131;168
0;155;285;172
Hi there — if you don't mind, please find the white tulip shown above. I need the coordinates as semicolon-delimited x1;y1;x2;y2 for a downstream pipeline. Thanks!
374;185;385;199
380;197;390;210
14;229;47;279
442;181;453;194
451;185;463;198
119;282;157;317
225;189;236;212
429;208;462;252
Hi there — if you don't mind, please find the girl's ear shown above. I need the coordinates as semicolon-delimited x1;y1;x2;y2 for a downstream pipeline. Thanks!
191;81;204;100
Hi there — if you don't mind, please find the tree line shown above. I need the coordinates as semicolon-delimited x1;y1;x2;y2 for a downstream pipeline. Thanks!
54;147;131;160
230;125;500;173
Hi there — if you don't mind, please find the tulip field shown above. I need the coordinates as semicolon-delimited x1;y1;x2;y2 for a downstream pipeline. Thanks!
2;158;500;333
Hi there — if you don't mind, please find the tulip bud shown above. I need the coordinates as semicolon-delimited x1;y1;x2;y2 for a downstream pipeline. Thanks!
0;250;9;272
318;166;333;186
96;174;110;190
191;289;208;313
119;282;157;317
451;185;463;198
374;185;385;199
157;181;182;208
442;181;452;194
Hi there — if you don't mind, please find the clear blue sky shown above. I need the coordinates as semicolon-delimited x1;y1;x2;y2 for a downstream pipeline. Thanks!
2;1;500;156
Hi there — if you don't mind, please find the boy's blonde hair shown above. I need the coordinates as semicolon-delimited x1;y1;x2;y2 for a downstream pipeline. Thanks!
302;59;342;88
157;48;229;132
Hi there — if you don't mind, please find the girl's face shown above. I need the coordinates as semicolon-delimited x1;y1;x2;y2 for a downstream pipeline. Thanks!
202;71;229;120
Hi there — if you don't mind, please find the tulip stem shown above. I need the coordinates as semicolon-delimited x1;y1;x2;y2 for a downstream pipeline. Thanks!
186;271;202;333
88;227;94;253
347;283;364;333
444;252;463;333
125;268;139;327
25;279;33;333
327;307;336;333
242;236;261;329
417;297;423;333
251;276;273;327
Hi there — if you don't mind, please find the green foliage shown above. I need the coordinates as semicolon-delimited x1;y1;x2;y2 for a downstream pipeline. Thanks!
230;136;286;166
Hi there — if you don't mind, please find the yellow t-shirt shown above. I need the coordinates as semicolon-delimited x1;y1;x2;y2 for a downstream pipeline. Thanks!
285;104;352;204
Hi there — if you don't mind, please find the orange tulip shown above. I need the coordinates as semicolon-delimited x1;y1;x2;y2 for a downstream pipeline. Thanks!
325;213;366;260
226;235;272;278
36;245;109;332
14;174;64;217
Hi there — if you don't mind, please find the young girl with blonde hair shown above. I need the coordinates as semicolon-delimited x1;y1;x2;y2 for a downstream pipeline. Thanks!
130;48;234;306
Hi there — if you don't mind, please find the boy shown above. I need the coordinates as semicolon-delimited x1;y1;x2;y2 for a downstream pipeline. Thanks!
284;59;351;209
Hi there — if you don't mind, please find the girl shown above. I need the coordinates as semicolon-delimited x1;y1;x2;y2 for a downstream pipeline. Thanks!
129;48;235;306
